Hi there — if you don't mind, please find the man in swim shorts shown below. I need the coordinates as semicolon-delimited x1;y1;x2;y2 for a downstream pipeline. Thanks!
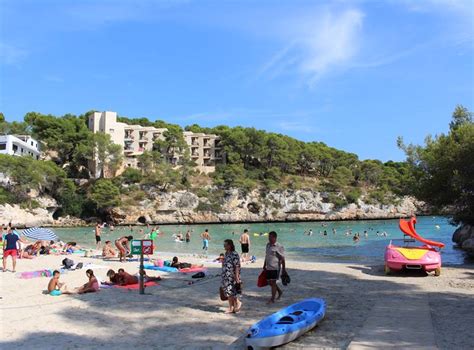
95;222;102;249
239;229;251;260
201;229;211;251
3;227;26;272
263;231;286;304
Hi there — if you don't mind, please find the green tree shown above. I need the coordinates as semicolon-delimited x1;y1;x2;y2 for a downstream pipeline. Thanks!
89;179;121;210
92;133;123;178
25;112;93;177
399;105;474;224
450;105;472;131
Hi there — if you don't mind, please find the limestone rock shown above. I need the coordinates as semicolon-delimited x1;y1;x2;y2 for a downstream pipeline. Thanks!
0;196;58;227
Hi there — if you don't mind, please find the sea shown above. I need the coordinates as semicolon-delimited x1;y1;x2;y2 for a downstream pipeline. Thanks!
53;216;471;265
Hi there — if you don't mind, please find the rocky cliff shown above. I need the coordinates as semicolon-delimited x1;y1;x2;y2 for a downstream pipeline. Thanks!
452;224;474;256
0;196;59;227
0;189;429;227
111;188;427;225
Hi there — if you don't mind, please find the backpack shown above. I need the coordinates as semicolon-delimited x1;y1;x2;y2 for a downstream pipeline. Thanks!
62;258;74;269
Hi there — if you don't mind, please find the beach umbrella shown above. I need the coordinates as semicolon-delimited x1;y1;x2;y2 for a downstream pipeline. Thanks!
22;227;58;241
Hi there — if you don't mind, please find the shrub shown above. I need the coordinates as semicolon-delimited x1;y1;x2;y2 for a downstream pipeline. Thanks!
344;187;362;204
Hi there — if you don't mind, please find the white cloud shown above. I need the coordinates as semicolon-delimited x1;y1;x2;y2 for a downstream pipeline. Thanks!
259;8;364;86
0;43;28;65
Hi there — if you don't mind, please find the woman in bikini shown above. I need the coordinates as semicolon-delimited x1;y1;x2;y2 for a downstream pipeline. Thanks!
114;236;133;262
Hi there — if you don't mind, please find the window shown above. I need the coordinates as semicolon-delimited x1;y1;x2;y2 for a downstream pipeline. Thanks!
13;145;18;152
31;141;34;146
0;143;6;150
110;129;114;133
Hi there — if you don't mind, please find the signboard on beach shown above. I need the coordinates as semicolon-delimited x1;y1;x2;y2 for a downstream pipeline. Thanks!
131;239;153;255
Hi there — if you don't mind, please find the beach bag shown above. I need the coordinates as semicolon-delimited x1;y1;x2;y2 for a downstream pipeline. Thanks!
257;270;268;288
281;271;291;286
62;258;74;269
236;282;242;295
192;272;205;279
219;287;228;301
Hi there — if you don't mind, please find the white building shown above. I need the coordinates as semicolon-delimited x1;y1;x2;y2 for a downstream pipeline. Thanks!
88;111;223;177
0;135;41;160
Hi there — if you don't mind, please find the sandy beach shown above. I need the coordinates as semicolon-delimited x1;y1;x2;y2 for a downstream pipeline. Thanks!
1;252;473;349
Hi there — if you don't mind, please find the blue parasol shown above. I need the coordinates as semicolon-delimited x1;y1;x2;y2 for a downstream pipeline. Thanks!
22;227;58;241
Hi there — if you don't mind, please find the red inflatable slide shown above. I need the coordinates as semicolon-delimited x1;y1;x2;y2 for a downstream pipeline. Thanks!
399;217;445;248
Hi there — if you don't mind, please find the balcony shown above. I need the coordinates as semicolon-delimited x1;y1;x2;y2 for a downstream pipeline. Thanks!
203;152;211;159
191;153;199;158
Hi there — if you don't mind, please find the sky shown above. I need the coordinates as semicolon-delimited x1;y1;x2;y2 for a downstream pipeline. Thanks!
0;0;473;161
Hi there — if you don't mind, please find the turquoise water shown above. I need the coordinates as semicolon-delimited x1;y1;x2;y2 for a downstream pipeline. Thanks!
53;216;469;265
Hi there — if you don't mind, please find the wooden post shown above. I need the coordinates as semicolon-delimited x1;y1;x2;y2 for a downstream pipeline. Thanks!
139;240;144;295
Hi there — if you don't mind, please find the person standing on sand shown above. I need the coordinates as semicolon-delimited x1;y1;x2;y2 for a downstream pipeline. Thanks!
220;239;242;313
95;222;102;249
263;231;286;304
115;236;133;262
239;229;251;260
2;227;26;272
201;229;211;251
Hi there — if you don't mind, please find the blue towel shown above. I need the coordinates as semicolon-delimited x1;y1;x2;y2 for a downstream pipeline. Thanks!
143;264;178;273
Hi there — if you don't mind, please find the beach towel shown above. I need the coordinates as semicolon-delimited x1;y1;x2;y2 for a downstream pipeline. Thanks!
179;267;207;274
114;281;159;290
17;269;56;279
143;264;178;273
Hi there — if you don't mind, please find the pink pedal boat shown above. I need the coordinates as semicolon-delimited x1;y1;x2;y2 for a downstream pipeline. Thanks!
384;217;444;276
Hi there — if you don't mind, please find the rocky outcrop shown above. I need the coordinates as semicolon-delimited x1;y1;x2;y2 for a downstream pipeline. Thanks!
111;189;426;225
0;196;58;227
452;224;474;255
0;189;428;227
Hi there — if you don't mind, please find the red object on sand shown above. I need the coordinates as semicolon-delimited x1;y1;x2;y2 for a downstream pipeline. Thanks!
257;270;268;288
114;281;159;290
179;267;207;274
399;217;445;248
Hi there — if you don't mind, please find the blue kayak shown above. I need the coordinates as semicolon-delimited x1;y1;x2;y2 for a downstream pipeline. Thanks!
245;298;326;349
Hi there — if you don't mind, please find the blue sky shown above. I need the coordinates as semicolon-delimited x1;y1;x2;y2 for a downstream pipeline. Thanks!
0;0;473;161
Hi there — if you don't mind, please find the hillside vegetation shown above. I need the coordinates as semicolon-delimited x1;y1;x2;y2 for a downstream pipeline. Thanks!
0;106;471;225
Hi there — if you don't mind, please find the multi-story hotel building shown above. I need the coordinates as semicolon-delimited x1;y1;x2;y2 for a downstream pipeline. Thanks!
88;111;223;177
0;135;41;160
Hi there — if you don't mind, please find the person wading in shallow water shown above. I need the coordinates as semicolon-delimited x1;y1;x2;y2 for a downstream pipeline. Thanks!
239;229;251;261
201;229;211;251
263;231;286;304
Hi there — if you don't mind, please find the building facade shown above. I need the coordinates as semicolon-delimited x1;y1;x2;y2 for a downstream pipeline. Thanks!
88;111;223;177
0;135;41;160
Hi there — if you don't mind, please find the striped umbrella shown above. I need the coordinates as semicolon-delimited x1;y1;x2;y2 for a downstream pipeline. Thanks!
22;227;58;241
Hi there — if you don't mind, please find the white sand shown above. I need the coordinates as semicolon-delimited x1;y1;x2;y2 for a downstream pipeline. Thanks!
1;253;473;349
